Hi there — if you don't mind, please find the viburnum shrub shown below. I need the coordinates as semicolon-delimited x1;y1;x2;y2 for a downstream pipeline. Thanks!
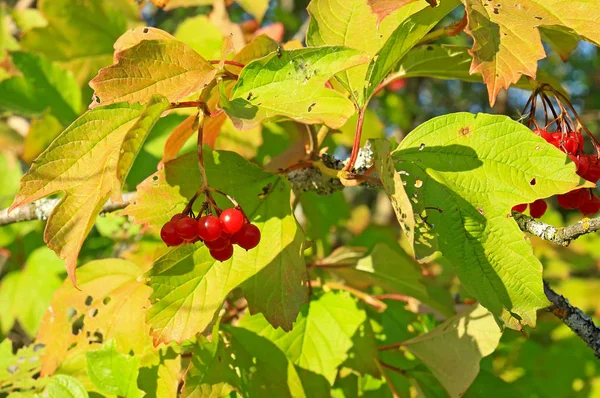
2;0;600;397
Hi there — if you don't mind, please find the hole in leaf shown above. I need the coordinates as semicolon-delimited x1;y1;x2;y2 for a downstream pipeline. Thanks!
84;296;93;306
71;315;85;336
103;297;111;305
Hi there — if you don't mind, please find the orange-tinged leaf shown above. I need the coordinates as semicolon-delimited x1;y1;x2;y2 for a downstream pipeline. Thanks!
366;0;423;24
162;113;197;163
10;97;168;285
462;0;600;105
90;39;217;107
37;259;153;376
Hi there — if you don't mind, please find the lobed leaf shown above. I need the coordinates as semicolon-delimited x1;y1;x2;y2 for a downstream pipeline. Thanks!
90;40;216;107
137;150;307;343
224;46;370;130
10;97;168;284
461;0;600;105
393;112;593;326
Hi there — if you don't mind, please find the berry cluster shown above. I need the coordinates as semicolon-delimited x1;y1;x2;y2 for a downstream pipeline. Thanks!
512;128;600;217
160;207;261;261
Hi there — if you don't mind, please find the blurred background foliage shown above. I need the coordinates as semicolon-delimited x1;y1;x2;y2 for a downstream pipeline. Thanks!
0;0;599;397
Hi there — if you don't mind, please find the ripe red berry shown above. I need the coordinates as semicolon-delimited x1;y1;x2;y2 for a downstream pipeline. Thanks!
557;189;588;210
205;235;230;251
579;195;600;216
533;128;552;143
235;224;261;250
549;132;562;148
573;131;585;150
219;208;245;235
198;215;222;242
577;155;591;177
161;221;183;247
171;213;184;221
210;244;234;262
582;157;600;182
175;216;198;241
512;203;527;213
529;199;548;218
563;136;579;154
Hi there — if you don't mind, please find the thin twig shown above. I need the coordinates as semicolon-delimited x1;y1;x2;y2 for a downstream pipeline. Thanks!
513;211;600;246
343;107;365;172
208;60;246;68
309;280;387;311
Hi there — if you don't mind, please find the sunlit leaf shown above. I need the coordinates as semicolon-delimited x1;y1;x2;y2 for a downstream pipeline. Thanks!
137;150;306;343
461;0;600;105
223;46;369;130
238;292;367;384
43;375;89;398
90;40;216;107
37;259;153;376
393;112;593;326
174;16;224;60
10;96;168;284
138;348;181;398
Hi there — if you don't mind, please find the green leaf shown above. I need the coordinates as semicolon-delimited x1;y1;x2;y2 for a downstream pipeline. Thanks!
0;247;64;336
181;335;237;397
0;52;80;125
0;4;19;56
238;291;368;384
371;138;414;247
393;112;593;326
22;112;64;164
42;375;88;398
86;339;144;398
90;39;216;107
540;27;580;61
307;0;426;105
10;98;166;285
402;305;502;398
225;326;307;398
0;152;21;208
232;35;279;66
139;150;306;343
224;46;369;130
364;0;459;101
21;0;134;85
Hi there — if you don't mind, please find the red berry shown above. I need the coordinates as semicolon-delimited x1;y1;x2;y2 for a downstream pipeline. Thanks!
175;216;198;240
579;195;600;216
387;78;406;92
577;155;591;177
171;213;184;221
219;208;245;235
557;189;588;210
161;221;184;246
235;224;261;250
210;244;234;262
573;131;585;151
198;215;222;242
529;199;548;218
205;236;230;251
582;157;600;182
549;132;562;148
512;203;527;212
563;136;579;154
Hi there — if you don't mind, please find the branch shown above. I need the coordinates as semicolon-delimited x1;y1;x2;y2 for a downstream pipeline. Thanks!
0;193;136;227
544;280;600;358
513;211;600;246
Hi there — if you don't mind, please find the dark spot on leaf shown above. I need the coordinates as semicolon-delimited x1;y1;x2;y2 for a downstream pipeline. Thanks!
71;314;84;336
152;175;158;181
276;47;283;57
530;178;536;185
89;308;98;317
103;297;111;305
92;331;104;344
308;103;316;112
143;27;149;33
493;7;499;14
535;16;543;20
427;46;434;51
459;127;470;136
478;208;485;215
85;296;93;306
247;92;253;101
